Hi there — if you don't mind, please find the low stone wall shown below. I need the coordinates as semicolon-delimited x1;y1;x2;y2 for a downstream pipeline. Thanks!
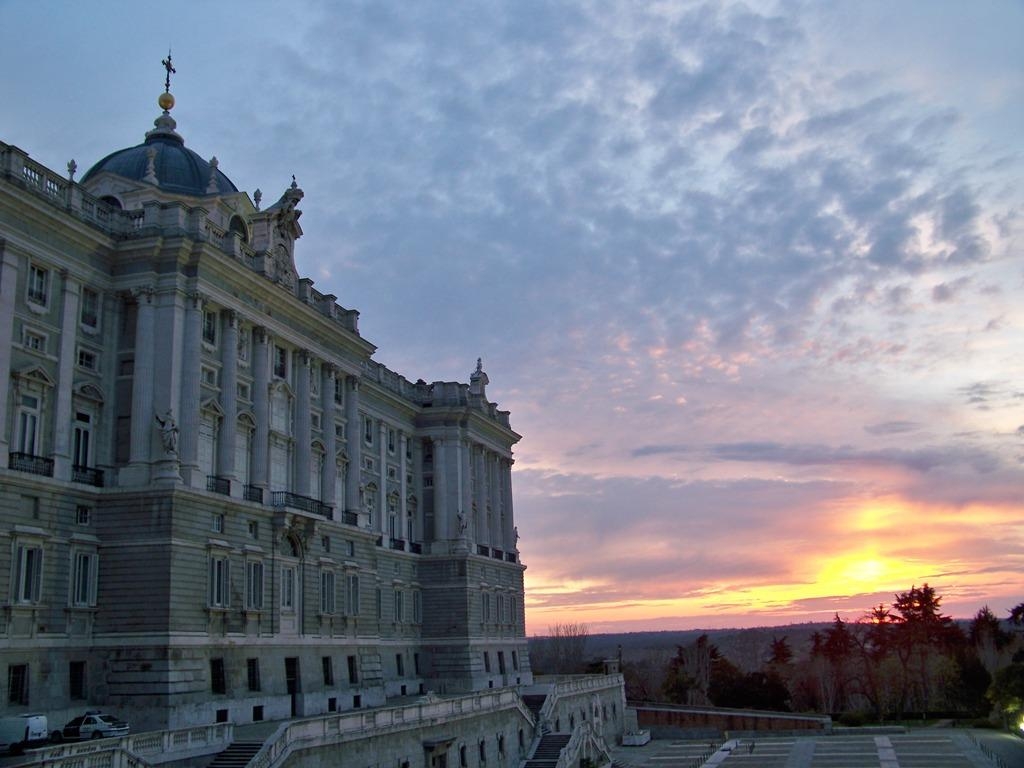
635;704;831;737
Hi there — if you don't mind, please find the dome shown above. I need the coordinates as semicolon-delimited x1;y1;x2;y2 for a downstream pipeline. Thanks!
82;111;237;197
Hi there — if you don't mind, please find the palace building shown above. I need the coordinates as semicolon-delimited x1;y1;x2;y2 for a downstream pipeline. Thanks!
0;74;538;732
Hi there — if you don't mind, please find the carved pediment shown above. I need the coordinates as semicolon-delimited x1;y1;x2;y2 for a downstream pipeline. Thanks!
13;364;55;389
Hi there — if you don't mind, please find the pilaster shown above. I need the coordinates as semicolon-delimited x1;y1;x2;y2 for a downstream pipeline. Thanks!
51;270;79;481
293;349;311;496
320;364;337;505
344;375;361;516
0;243;17;465
178;292;203;486
216;310;239;487
251;326;270;489
127;287;156;472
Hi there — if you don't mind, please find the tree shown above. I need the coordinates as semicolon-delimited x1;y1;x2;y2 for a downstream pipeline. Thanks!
988;663;1024;727
768;636;793;666
970;605;1012;674
663;634;717;705
891;584;965;712
531;622;590;674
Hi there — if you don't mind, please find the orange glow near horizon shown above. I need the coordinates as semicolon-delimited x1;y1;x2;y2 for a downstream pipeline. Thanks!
523;495;1024;635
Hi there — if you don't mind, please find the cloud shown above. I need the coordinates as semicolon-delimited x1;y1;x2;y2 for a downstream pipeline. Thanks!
631;440;1004;475
864;421;922;435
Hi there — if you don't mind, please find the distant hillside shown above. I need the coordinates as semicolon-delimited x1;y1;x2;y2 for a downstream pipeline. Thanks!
530;623;835;672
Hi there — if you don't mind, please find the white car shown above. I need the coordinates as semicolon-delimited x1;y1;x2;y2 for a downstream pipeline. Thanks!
52;712;129;742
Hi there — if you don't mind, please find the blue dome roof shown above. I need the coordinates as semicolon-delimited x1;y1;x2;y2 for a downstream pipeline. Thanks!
83;113;237;196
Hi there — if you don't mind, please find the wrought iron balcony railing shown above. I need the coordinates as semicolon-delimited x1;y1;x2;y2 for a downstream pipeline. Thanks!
72;465;104;487
270;491;333;520
9;452;53;477
207;475;231;496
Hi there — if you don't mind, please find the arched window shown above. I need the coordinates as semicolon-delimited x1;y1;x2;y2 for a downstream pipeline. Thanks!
228;215;248;242
99;195;123;210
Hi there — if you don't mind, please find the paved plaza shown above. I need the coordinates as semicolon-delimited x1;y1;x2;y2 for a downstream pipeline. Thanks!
610;730;1020;768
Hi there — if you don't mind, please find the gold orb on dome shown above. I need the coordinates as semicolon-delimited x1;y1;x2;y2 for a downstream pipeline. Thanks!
158;92;175;111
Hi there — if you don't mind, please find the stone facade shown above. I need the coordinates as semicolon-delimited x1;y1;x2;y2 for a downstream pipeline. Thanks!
0;90;530;730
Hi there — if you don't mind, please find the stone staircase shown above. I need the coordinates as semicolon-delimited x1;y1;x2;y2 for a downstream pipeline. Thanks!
523;734;571;768
522;694;547;721
204;740;264;768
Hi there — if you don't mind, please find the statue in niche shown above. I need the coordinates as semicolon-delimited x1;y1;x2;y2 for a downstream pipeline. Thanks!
154;410;179;455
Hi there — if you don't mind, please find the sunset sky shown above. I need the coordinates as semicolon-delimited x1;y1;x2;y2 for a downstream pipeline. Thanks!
2;1;1021;634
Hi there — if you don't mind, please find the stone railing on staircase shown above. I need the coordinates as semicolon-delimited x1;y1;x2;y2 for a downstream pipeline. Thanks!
11;723;234;768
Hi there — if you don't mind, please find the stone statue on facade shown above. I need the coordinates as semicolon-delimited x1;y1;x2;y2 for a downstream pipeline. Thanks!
154;409;179;455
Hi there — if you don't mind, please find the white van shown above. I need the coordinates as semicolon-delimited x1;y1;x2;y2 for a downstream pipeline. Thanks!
0;714;48;754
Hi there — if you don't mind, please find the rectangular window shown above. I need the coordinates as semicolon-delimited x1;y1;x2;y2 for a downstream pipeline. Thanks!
7;664;29;705
321;535;330;553
322;656;334;686
347;655;359;684
273;345;288;378
23;328;46;352
76;505;91;525
14;544;43;603
394;589;404;622
209;554;230;608
69;661;86;700
281;566;295;609
202;311;218;345
320;570;336;614
210;658;226;694
27;264;48;305
497;651;506;675
412;590;422;623
247;658;261;692
73;412;92;467
363;416;373;445
334;377;344;405
237;381;251;401
395;653;404;676
414;653;421;675
483;652;491;673
481;593;490;624
248;520;259;539
71;550;97;606
387;428;396;454
246;561;264;610
16;394;40;455
80;288;99;329
311;412;321;430
212;513;225;533
77;348;99;373
346;574;359;616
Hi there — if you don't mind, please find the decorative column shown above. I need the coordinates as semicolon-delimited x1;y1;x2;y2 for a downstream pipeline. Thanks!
503;458;515;550
399;432;408;541
51;271;79;481
251;327;270;490
378;421;388;535
216;311;239;486
128;287;156;469
344;376;361;516
0;243;17;465
459;434;472;540
473;446;487;546
433;436;448;541
178;292;203;485
320;364;337;506
293;350;311;496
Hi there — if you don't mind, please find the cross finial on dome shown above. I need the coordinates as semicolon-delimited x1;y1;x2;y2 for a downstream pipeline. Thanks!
158;50;177;113
162;49;176;93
